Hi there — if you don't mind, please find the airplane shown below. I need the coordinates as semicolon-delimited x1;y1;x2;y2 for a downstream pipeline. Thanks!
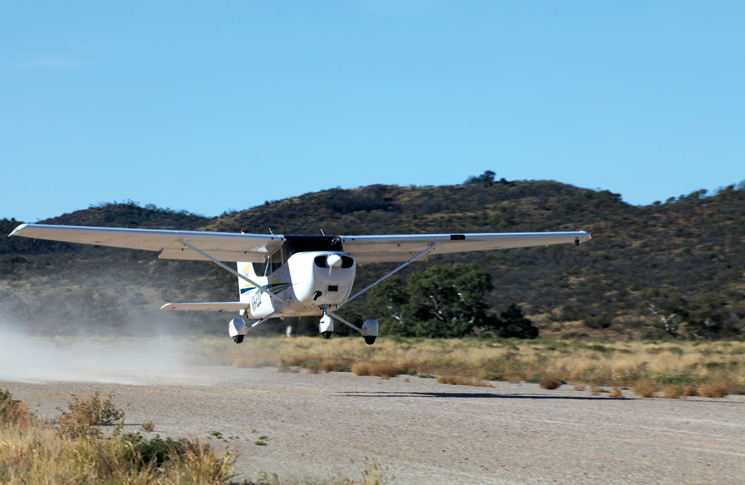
9;224;591;344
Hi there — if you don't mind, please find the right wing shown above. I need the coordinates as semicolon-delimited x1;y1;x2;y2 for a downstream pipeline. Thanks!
160;302;249;312
341;231;591;263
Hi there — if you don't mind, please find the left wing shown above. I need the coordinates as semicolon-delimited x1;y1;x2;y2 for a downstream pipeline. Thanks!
9;223;283;262
160;302;248;312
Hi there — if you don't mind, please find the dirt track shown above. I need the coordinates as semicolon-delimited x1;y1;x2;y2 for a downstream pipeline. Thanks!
2;367;743;484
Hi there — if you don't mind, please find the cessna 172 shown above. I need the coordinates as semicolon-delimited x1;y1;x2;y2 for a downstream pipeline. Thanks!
9;224;591;344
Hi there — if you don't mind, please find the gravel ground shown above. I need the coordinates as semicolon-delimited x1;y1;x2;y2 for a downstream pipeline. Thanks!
2;367;743;484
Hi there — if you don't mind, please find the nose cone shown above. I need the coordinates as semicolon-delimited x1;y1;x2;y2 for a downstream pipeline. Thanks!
327;254;342;268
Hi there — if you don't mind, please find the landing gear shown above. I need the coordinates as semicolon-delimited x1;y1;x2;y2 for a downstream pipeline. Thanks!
361;320;379;345
229;318;247;343
320;312;334;338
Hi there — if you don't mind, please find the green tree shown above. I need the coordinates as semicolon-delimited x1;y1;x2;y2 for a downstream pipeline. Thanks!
644;290;738;340
495;304;539;339
404;263;493;338
464;170;496;187
367;276;408;335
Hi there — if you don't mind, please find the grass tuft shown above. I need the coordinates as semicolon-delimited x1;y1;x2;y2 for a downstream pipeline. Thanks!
437;376;492;387
682;385;698;396
662;385;681;399
539;377;562;390
697;384;728;398
633;381;657;398
352;362;401;378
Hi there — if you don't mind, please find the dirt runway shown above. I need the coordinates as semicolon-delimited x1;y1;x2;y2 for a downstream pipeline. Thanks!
2;367;743;484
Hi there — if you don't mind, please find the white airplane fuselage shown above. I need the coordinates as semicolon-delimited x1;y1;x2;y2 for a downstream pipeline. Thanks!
239;251;357;319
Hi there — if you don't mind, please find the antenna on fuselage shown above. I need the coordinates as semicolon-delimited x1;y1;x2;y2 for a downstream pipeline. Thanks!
320;229;326;236
269;228;274;235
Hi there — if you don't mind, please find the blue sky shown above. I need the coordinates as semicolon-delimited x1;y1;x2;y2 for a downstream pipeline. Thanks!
1;1;743;222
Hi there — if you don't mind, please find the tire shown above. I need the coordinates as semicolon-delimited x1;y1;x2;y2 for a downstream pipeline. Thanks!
322;331;332;339
233;335;244;344
364;336;376;345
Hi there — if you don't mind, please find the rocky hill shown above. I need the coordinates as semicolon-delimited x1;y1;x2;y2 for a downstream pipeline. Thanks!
1;179;744;339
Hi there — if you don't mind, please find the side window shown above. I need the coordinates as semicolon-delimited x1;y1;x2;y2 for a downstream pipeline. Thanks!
265;246;285;275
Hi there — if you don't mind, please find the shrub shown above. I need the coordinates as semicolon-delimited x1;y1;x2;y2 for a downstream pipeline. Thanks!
697;384;728;398
141;420;155;432
539;377;562;390
0;388;31;430
57;391;125;437
682;385;698;396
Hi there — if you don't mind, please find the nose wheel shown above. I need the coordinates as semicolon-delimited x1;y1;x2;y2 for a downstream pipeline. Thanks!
321;331;333;339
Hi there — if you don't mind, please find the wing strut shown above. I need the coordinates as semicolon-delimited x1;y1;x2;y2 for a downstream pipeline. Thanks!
180;238;289;306
247;310;278;331
344;244;437;304
327;309;364;335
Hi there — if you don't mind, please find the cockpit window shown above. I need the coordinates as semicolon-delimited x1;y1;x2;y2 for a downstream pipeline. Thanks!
265;247;285;275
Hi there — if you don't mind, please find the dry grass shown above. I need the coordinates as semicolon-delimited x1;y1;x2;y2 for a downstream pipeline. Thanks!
352;362;401;378
662;385;682;399
539;377;562;390
188;337;745;399
608;387;623;398
0;389;31;430
0;389;235;484
697;384;728;398
634;381;658;398
436;376;492;387
322;358;351;373
683;385;698;396
573;383;586;391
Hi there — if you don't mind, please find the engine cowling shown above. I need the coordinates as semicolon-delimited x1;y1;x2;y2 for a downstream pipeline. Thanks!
287;251;356;306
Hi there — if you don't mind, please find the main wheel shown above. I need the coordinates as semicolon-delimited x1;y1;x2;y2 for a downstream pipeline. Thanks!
321;331;332;339
364;336;376;345
233;335;244;344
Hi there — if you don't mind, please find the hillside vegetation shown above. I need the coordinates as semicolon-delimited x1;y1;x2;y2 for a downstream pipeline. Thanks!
1;179;744;340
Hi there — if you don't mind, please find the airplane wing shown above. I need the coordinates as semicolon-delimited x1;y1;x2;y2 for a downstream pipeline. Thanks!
9;223;283;262
9;223;590;263
160;302;249;312
341;231;591;262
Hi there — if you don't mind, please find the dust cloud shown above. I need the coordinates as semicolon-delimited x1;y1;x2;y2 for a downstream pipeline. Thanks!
0;324;190;385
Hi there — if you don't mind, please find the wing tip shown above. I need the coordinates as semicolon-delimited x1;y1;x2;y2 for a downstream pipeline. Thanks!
8;223;29;238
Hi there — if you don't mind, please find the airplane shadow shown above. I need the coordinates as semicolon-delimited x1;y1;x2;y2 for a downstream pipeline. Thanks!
340;391;743;404
340;391;623;401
